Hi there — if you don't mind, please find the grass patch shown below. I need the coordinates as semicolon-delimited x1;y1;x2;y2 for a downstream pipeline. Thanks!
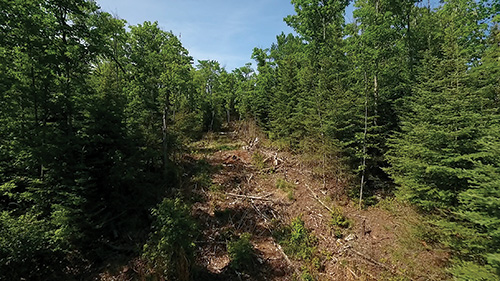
214;144;239;151
376;198;449;280
276;178;296;200
252;151;266;170
189;132;244;156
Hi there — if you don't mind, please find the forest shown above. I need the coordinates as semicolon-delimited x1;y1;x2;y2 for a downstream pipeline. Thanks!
1;0;500;280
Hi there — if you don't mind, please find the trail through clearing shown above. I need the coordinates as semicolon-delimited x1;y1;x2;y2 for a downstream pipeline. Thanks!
186;129;448;280
97;126;449;281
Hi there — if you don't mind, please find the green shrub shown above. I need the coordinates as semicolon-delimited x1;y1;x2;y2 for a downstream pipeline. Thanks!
252;151;266;170
143;198;198;281
172;110;204;142
300;268;316;281
280;215;317;261
192;173;212;188
0;210;64;280
276;178;294;190
227;232;255;272
330;207;350;229
449;261;499;281
276;178;296;201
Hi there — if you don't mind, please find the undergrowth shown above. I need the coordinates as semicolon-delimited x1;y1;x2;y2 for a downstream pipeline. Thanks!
279;216;318;261
329;206;351;238
142;198;198;281
276;178;296;200
227;233;255;272
252;151;266;170
275;216;323;280
376;198;449;280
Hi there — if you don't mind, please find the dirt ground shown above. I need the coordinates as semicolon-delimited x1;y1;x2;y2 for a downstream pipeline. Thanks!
97;125;449;281
186;128;449;281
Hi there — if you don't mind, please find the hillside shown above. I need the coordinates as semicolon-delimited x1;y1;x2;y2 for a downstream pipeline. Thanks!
99;123;449;281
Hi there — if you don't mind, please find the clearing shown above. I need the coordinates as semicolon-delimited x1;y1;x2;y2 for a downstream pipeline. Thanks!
99;123;449;280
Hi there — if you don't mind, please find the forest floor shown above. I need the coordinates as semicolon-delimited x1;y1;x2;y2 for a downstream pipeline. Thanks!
98;123;450;281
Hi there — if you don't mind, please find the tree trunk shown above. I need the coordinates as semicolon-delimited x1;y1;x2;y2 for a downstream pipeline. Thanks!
162;91;170;176
373;72;378;126
210;110;215;131
162;105;168;175
360;71;369;210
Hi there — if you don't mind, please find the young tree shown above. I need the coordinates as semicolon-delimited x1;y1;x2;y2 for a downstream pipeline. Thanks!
387;2;500;278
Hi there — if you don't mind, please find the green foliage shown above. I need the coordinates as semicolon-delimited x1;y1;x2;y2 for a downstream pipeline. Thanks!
449;261;499;281
172;110;204;143
330;207;350;229
276;178;293;190
385;5;500;278
1;0;500;279
227;232;255;272
192;172;213;189
276;178;296;200
143;198;198;281
0;210;68;280
252;151;267;170
300;268;316;281
279;215;318;261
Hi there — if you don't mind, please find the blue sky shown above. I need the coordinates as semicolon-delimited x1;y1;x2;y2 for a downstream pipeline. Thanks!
95;1;441;71
96;0;357;71
96;0;295;71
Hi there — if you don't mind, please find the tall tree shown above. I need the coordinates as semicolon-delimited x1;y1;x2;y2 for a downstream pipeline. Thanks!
194;60;224;131
127;21;192;177
387;2;500;278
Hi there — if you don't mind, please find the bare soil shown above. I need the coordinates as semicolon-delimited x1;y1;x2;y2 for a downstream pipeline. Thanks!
186;129;449;280
97;125;449;281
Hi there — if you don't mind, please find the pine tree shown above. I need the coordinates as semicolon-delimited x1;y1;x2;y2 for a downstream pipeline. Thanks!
126;21;192;177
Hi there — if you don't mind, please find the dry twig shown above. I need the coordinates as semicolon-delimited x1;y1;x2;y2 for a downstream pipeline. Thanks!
305;184;334;213
226;193;273;201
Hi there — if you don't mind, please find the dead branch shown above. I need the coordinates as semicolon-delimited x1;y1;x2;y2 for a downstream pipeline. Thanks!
348;248;397;275
237;209;248;230
260;166;281;173
226;193;273;201
347;266;359;279
194;241;226;245
247;174;254;184
273;242;302;279
250;202;270;222
305;184;334;213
